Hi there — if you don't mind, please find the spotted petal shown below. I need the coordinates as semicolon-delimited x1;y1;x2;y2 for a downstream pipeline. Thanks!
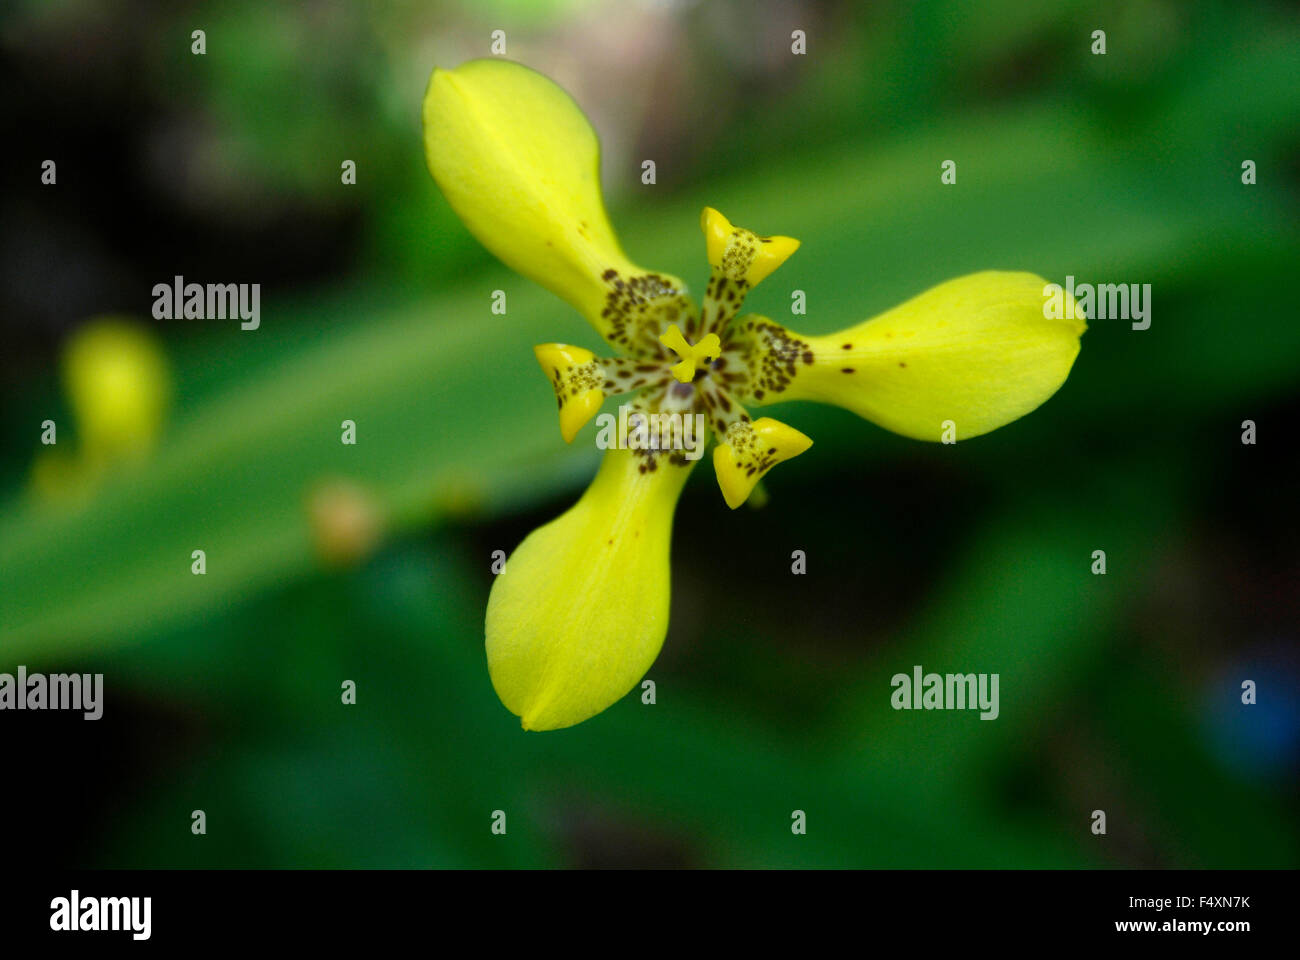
423;59;693;355
485;447;696;731
713;417;812;509
739;271;1085;441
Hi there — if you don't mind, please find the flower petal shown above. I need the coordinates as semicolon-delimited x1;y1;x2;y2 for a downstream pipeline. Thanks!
742;271;1085;441
713;417;812;509
533;342;606;442
423;59;694;354
485;447;695;730
701;207;799;288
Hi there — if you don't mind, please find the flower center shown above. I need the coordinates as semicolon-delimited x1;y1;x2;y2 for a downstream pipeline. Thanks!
535;207;805;461
658;324;721;383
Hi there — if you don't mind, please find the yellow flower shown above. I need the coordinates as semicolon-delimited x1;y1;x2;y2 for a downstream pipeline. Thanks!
63;318;170;461
30;317;172;502
423;59;1085;731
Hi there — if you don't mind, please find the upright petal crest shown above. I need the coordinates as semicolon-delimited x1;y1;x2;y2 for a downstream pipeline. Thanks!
713;417;812;509
423;59;693;355
485;447;696;731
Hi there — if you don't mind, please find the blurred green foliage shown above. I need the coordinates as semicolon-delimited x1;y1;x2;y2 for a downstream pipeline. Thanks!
2;0;1297;867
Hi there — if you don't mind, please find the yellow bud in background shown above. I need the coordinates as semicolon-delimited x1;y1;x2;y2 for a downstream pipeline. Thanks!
62;317;171;464
307;479;385;569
